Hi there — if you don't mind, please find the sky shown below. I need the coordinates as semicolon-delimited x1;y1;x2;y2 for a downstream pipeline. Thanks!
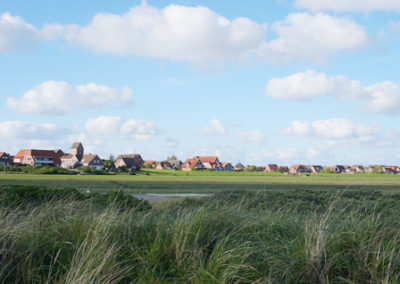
1;0;400;166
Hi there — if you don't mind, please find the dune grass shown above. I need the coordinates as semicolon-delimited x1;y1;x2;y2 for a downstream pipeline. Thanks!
1;186;400;283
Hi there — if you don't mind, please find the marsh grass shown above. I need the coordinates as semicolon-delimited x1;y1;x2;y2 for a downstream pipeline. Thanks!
1;187;400;283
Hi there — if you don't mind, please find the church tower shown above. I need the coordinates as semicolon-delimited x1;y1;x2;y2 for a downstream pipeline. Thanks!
70;142;84;161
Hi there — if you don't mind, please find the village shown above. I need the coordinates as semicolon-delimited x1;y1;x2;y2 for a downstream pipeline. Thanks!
0;142;399;175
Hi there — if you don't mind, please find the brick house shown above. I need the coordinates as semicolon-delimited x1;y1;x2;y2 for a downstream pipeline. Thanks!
265;164;279;172
115;154;144;170
194;156;222;171
13;149;61;167
181;158;205;171
221;162;234;171
81;154;104;170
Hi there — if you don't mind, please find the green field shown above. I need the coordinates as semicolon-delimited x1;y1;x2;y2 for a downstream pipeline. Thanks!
1;173;400;193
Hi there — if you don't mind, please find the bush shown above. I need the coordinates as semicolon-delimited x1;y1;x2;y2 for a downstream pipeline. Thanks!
0;185;151;212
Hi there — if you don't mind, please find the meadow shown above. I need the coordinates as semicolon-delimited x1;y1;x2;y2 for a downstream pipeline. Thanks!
1;185;400;283
1;172;400;193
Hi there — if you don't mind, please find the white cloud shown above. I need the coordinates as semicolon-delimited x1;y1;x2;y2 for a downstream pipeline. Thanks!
38;2;367;64
236;130;265;143
85;116;161;141
7;81;133;114
0;13;39;53
198;119;226;136
265;70;400;114
58;2;267;64
85;116;122;138
294;0;400;12
283;118;381;144
0;120;69;140
259;13;367;63
121;119;160;140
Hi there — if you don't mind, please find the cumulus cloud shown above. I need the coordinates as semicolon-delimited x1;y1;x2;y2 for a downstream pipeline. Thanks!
37;2;367;64
57;2;267;64
265;70;400;114
236;130;265;143
259;13;367;63
0;13;39;53
282;118;381;144
198;119;226;136
0;120;69;140
7;81;133;114
294;0;400;12
85;116;161;141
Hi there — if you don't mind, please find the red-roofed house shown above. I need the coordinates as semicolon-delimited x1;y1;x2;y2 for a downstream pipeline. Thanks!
289;165;311;174
221;162;234;171
13;149;61;167
265;164;279;172
181;158;205;171
194;156;222;171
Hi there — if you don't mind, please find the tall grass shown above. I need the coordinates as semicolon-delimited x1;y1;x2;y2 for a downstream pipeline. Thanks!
1;187;400;283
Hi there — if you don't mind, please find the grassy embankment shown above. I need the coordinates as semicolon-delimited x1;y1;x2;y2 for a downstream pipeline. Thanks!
1;173;400;193
1;185;400;283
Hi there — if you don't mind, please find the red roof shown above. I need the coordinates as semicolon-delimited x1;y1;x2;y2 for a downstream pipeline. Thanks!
14;149;61;165
195;156;218;164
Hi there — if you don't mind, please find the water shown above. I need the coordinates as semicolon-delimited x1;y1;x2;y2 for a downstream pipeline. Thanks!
132;193;213;201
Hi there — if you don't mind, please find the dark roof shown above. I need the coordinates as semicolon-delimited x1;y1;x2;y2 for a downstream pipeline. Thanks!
235;162;244;168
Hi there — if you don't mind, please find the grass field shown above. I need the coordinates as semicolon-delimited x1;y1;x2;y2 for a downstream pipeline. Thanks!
1;173;400;193
2;186;400;283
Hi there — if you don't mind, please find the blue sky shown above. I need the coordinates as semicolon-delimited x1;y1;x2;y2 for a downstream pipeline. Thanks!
1;0;400;165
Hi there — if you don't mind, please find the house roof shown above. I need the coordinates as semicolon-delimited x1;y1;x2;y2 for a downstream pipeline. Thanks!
267;164;279;171
182;158;203;169
143;160;156;165
82;154;103;165
235;162;244;168
71;142;83;149
60;154;74;159
195;156;219;164
14;149;61;164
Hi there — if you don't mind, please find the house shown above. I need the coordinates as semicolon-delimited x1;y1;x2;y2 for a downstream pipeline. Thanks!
221;162;234;171
156;161;173;170
53;149;64;157
13;149;61;167
344;166;356;174
289;165;311;174
332;165;345;173
235;162;245;172
115;154;144;170
0;152;12;166
167;159;182;170
60;142;85;169
265;164;279;172
310;165;323;173
194;156;222;171
81;154;104;170
143;160;156;168
181;158;205;171
352;165;365;173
